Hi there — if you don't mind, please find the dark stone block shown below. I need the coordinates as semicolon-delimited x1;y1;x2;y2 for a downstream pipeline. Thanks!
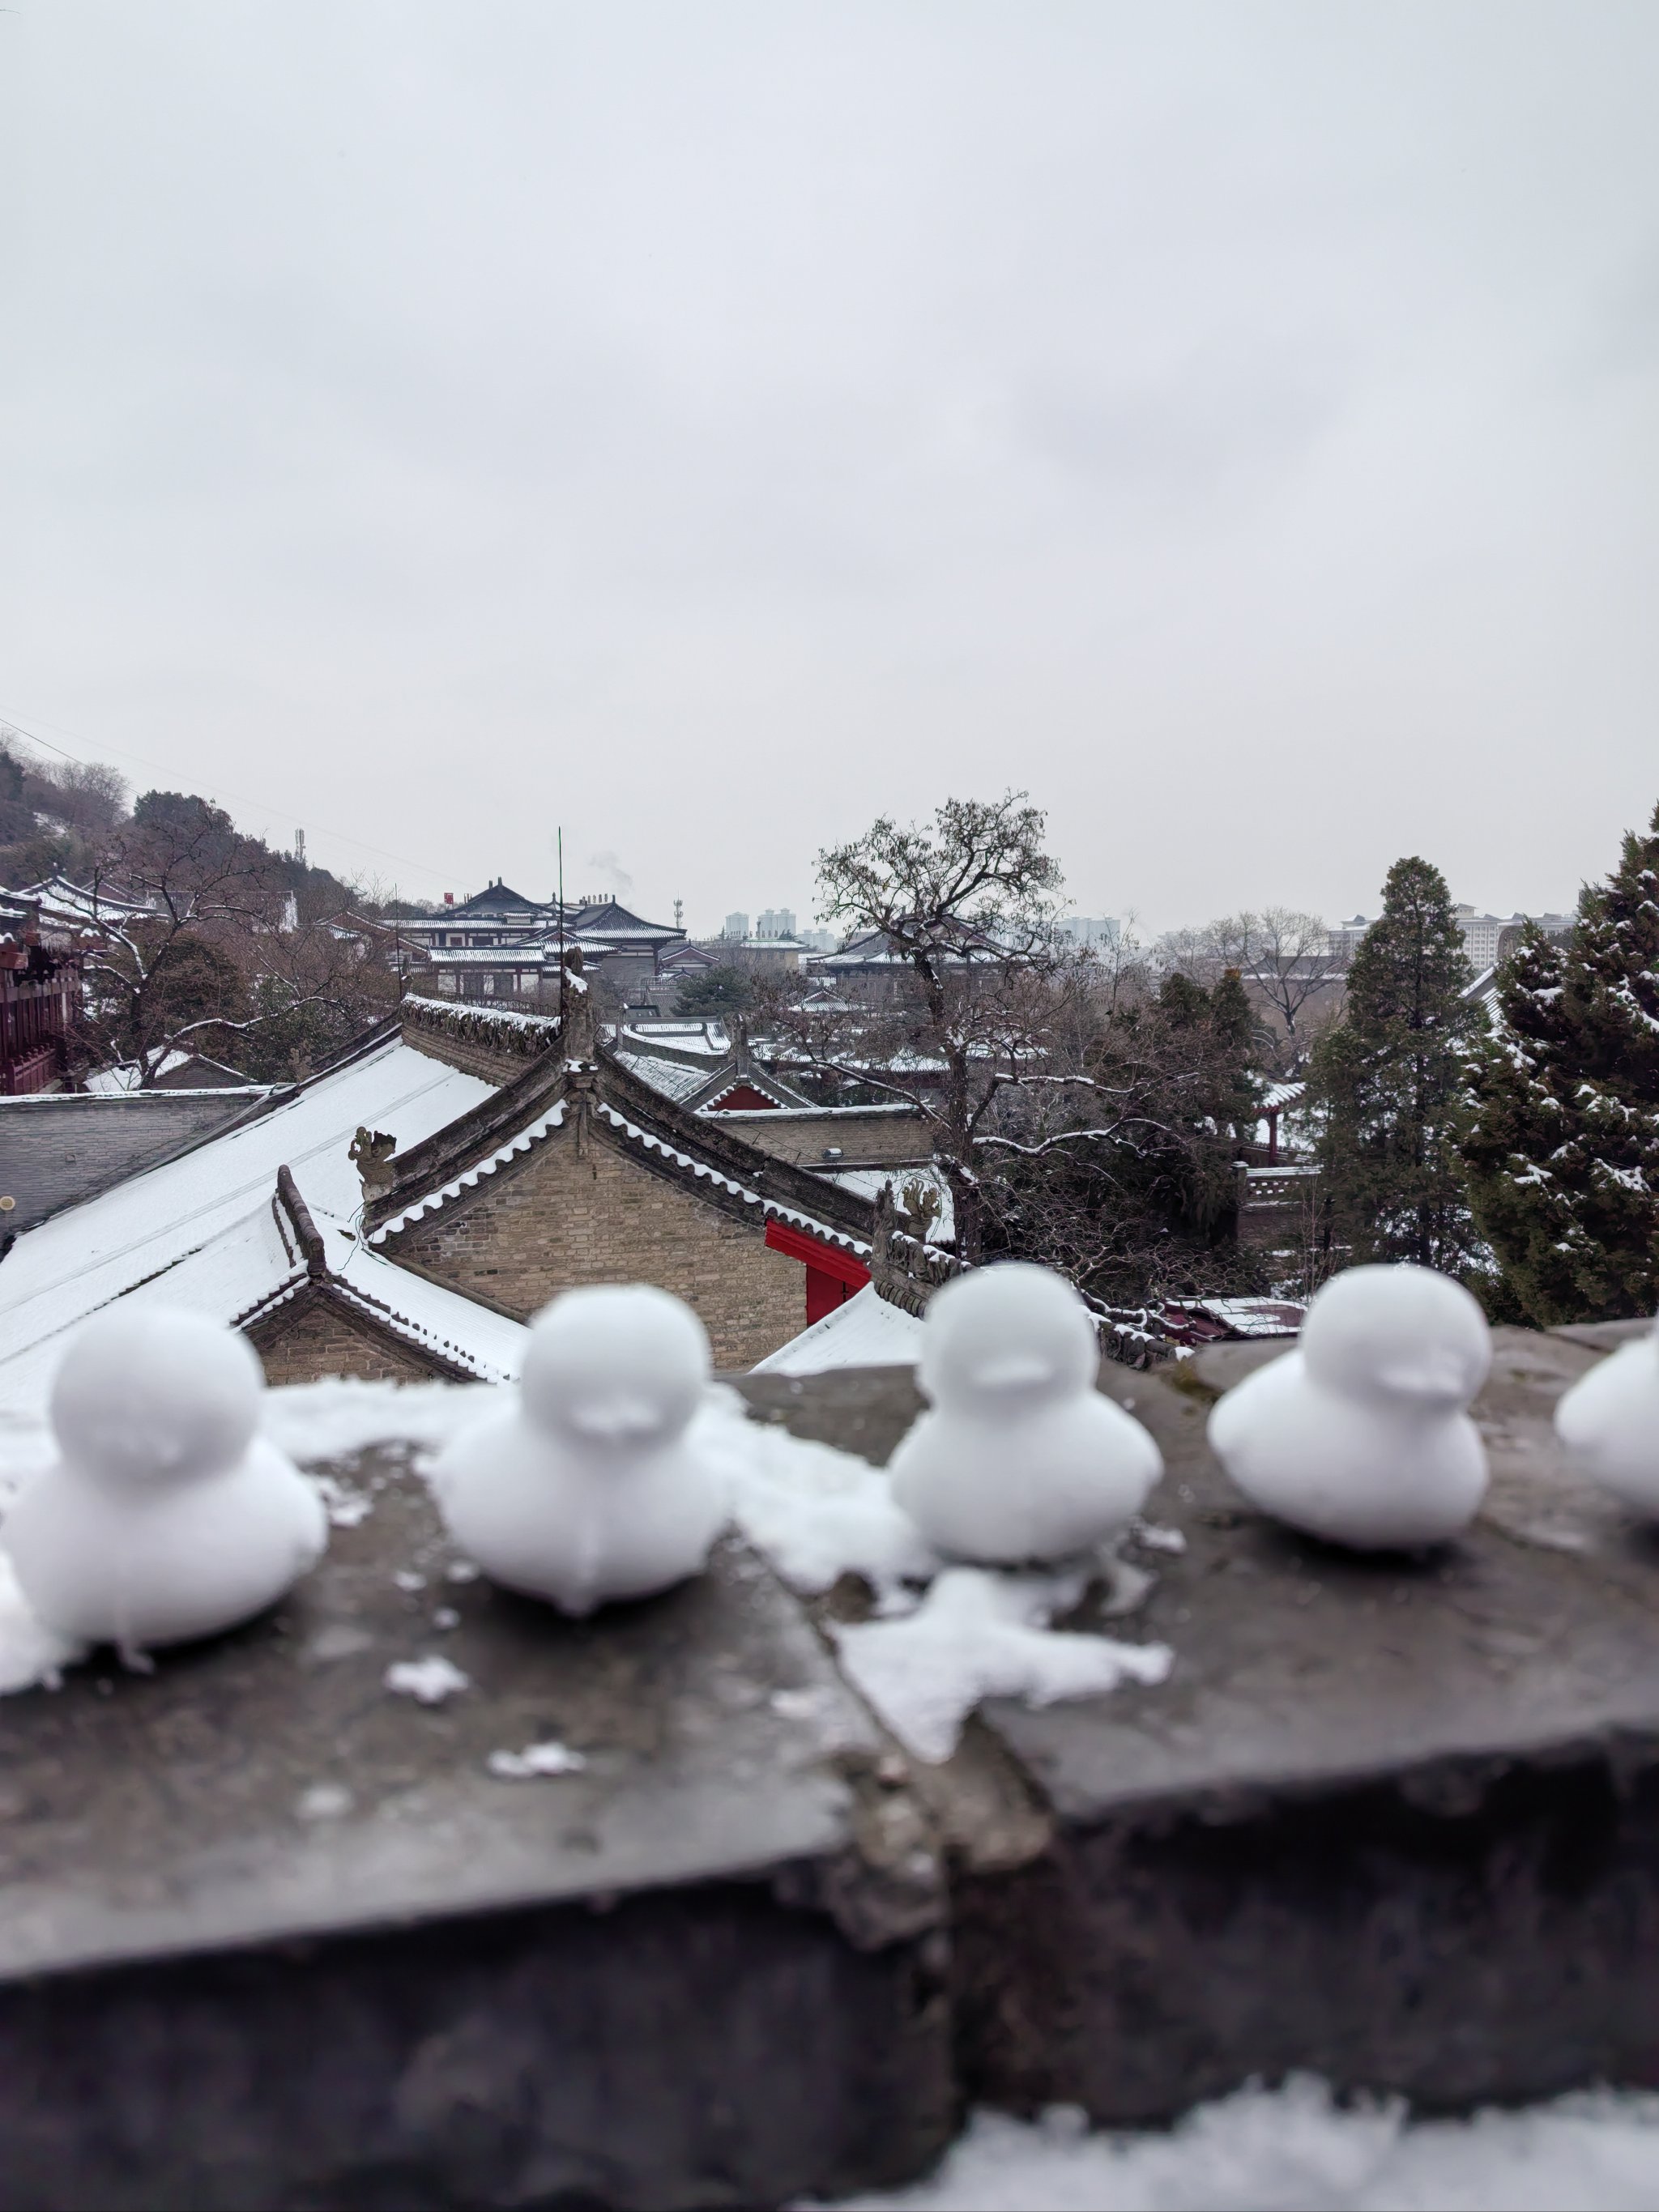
953;1340;1659;2121
740;1345;1659;2122
0;1447;951;2210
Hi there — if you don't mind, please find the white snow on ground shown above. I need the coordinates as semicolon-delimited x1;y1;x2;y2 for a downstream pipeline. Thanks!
815;2077;1659;2211
832;1567;1172;1762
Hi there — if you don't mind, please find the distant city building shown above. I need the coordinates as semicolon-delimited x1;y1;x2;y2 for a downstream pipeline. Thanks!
756;907;797;940
1328;906;1575;968
723;912;749;942
800;928;837;954
1057;915;1120;952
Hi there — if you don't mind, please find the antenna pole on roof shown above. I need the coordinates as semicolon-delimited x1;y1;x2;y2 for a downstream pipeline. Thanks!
557;825;565;1028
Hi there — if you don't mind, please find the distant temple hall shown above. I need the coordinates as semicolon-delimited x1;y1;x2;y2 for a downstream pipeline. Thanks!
391;883;689;1007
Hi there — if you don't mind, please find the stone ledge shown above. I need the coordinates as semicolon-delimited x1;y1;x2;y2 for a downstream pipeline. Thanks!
0;1444;950;2210
736;1338;1659;2125
6;1330;1659;2203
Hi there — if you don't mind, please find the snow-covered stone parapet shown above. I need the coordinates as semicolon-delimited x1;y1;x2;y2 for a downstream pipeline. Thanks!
6;1311;1659;2203
0;1369;950;2211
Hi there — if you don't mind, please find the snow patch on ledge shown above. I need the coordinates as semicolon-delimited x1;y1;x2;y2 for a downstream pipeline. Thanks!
264;1377;502;1468
815;2075;1659;2210
831;1566;1171;1763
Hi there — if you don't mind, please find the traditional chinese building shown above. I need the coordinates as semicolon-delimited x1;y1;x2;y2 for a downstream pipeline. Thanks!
0;893;86;1096
394;882;687;1007
0;987;953;1403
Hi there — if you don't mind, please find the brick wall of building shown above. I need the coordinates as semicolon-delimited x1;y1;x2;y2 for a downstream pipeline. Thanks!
389;1118;808;1370
247;1289;446;1387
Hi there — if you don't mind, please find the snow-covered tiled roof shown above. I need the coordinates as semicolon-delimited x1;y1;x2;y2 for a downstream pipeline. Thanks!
612;1051;710;1105
0;1036;495;1408
422;937;613;966
301;1217;528;1381
615;1020;731;1058
752;1284;924;1374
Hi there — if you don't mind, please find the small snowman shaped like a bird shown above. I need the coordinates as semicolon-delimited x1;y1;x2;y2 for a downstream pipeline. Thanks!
1208;1264;1491;1550
4;1305;327;1658
889;1263;1162;1563
430;1284;727;1615
1554;1314;1659;1515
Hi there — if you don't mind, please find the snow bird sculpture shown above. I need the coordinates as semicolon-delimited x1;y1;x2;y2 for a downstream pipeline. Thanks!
1207;1263;1491;1549
1554;1311;1659;1515
889;1262;1162;1564
3;1305;327;1656
429;1284;728;1615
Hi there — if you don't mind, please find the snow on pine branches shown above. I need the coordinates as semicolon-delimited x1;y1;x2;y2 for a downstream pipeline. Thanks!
1462;801;1659;1325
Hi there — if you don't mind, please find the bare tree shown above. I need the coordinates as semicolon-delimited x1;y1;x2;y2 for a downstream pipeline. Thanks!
73;795;396;1085
1158;907;1341;1070
979;958;1265;1315
39;757;129;837
775;793;1065;1262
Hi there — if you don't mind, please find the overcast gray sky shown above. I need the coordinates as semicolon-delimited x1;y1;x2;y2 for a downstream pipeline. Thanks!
2;2;1655;933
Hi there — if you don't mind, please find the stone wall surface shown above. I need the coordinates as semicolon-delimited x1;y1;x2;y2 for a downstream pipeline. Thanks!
0;1459;948;2212
390;1116;807;1368
5;1324;1659;2208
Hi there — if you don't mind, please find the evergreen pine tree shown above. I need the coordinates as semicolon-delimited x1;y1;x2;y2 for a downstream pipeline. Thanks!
1462;803;1659;1322
1309;855;1482;1273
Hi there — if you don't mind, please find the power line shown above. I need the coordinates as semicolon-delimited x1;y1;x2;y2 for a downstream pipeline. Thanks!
0;704;458;891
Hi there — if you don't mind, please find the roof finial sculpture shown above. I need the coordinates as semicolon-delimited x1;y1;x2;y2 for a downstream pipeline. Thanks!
561;944;595;1064
349;1126;398;1202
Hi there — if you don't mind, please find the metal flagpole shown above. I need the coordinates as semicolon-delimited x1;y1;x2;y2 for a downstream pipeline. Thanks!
557;826;565;1026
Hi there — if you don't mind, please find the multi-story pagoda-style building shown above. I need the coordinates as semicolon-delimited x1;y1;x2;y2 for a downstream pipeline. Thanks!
394;881;685;1008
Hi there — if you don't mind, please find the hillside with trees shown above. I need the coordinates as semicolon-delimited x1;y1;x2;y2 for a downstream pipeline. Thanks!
1;731;399;1085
